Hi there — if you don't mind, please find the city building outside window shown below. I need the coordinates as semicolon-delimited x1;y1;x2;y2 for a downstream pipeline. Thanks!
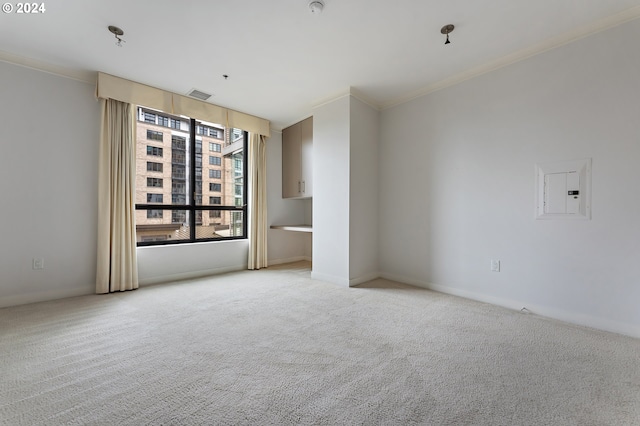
147;130;163;141
147;162;163;172
147;193;163;203
135;106;247;245
147;177;163;188
146;146;163;157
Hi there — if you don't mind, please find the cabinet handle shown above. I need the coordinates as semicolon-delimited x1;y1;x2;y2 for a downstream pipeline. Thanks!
298;181;301;193
302;181;305;193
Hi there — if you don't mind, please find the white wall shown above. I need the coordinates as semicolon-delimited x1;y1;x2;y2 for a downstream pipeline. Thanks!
0;61;100;307
266;130;312;265
137;240;249;285
349;97;379;284
379;19;640;337
312;96;351;285
0;61;299;304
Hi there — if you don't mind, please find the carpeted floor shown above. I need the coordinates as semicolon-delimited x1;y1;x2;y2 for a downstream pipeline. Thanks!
1;262;639;425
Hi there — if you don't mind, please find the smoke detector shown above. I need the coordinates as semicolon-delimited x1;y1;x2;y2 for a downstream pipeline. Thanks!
309;1;324;14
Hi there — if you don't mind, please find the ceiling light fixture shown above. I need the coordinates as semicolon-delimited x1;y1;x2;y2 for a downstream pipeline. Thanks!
309;0;324;14
108;25;125;47
440;24;454;45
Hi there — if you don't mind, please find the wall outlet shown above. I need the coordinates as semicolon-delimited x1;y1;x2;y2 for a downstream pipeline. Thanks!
490;259;500;272
32;258;44;270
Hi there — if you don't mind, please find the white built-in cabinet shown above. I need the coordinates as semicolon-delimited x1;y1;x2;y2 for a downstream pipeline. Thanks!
282;116;313;199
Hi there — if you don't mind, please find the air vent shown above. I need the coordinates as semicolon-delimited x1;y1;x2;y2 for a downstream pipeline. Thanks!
187;89;212;101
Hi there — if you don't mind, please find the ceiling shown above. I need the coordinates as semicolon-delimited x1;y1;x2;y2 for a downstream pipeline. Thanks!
1;0;640;129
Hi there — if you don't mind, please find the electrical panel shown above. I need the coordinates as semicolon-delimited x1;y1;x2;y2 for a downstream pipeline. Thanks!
536;159;591;220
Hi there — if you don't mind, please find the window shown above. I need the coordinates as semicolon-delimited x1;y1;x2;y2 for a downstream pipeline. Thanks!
232;128;244;143
135;107;248;246
147;130;163;141
147;162;163;172
147;178;163;188
147;193;163;203
147;146;163;157
147;210;163;218
172;135;186;150
144;112;156;123
172;194;186;204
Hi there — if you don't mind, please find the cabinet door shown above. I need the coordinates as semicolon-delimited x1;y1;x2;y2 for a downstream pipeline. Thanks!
282;122;302;198
300;117;313;197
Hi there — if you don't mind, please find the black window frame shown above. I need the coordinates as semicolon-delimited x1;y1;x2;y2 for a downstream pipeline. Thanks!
136;117;248;247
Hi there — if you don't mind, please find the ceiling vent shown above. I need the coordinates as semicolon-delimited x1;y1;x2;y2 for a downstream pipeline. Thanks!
187;89;212;101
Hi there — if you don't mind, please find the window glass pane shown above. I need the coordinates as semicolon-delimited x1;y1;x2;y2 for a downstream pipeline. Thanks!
137;106;191;212
147;193;163;203
196;210;244;239
147;130;163;141
136;210;191;243
136;106;246;245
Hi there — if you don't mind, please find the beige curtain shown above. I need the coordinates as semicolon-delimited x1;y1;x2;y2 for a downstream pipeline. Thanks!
248;133;268;269
96;98;139;293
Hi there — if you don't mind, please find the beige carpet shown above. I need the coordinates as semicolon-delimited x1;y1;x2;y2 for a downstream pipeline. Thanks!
1;262;639;425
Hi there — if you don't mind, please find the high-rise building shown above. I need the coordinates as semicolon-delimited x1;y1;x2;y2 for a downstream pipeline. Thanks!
134;106;245;243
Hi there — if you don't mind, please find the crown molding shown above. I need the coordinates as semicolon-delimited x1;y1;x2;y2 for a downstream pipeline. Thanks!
382;5;640;110
0;50;96;84
312;87;381;111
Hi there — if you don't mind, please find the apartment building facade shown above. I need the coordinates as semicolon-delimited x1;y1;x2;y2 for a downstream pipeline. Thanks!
134;106;245;243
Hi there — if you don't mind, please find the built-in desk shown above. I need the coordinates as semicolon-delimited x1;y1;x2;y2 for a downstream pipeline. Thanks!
270;225;313;233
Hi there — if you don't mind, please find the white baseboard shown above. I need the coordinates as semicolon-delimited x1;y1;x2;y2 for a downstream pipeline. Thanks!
312;271;381;287
268;256;312;266
139;264;246;286
349;271;380;286
379;272;431;290
311;271;350;287
0;285;93;308
380;272;640;339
